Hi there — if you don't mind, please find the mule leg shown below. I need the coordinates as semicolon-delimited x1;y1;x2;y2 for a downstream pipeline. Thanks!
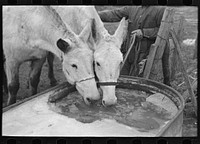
47;52;57;86
29;58;46;95
5;61;20;106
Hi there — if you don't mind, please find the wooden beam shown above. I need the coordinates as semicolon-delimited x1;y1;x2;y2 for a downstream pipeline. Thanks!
170;29;197;116
170;16;185;80
173;15;185;42
143;44;157;79
143;8;175;79
193;39;197;59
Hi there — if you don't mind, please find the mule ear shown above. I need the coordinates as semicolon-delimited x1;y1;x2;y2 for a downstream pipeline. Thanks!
113;17;128;48
78;19;93;42
57;38;71;53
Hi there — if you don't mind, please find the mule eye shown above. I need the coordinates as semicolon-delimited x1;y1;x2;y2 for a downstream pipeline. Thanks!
96;62;100;67
71;64;77;69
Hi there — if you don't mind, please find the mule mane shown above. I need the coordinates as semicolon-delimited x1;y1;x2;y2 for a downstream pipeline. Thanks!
43;6;78;44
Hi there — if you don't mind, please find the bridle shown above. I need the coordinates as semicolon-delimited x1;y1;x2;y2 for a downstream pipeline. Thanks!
94;67;118;86
97;81;118;86
75;76;95;85
73;33;134;87
75;76;118;86
61;57;95;85
94;35;138;87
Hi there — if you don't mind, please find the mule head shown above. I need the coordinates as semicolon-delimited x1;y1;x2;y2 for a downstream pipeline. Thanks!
94;17;127;107
57;20;100;105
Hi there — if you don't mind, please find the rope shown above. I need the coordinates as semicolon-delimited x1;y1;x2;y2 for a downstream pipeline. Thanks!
161;19;182;24
157;34;168;42
161;20;173;24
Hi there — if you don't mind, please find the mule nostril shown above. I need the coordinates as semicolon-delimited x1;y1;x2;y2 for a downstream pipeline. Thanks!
86;97;91;103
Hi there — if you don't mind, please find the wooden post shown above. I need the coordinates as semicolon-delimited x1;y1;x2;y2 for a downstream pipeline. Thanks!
173;16;185;41
193;38;197;59
143;44;157;78
170;16;185;80
170;29;197;116
143;8;175;80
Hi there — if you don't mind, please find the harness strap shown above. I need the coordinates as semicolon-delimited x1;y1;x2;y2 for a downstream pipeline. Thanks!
121;33;137;71
98;82;118;86
75;76;95;84
129;40;141;76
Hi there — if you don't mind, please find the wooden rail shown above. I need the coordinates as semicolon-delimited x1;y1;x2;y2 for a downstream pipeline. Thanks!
143;8;175;80
170;29;197;116
142;8;197;116
170;16;185;81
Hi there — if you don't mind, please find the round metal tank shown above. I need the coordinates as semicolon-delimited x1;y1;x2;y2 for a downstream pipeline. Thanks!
48;75;185;136
2;76;185;136
117;75;185;136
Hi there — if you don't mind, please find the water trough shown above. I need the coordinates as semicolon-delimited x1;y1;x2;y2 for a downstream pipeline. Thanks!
3;76;184;136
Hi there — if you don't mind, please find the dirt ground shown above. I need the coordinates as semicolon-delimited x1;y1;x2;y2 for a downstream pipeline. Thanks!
3;6;197;136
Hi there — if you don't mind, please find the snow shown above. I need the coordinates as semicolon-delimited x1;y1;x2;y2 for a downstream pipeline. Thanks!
182;39;196;46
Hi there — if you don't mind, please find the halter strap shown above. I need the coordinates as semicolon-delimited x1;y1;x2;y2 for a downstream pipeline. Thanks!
98;81;118;86
75;76;95;84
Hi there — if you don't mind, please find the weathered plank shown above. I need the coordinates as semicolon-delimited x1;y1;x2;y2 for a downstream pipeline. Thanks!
170;29;197;116
121;33;137;71
170;16;185;80
193;38;197;60
173;15;185;42
143;44;157;78
143;8;175;79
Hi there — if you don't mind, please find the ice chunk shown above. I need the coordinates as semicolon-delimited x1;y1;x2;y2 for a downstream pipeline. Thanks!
146;93;178;118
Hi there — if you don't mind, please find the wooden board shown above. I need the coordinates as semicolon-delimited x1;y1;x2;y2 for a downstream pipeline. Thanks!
143;8;175;80
170;16;185;80
170;30;197;116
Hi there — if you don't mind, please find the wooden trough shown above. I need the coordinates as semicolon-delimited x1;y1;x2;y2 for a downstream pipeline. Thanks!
3;76;184;137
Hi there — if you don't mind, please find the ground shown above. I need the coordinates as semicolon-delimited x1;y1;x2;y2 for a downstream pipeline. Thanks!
3;6;197;137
